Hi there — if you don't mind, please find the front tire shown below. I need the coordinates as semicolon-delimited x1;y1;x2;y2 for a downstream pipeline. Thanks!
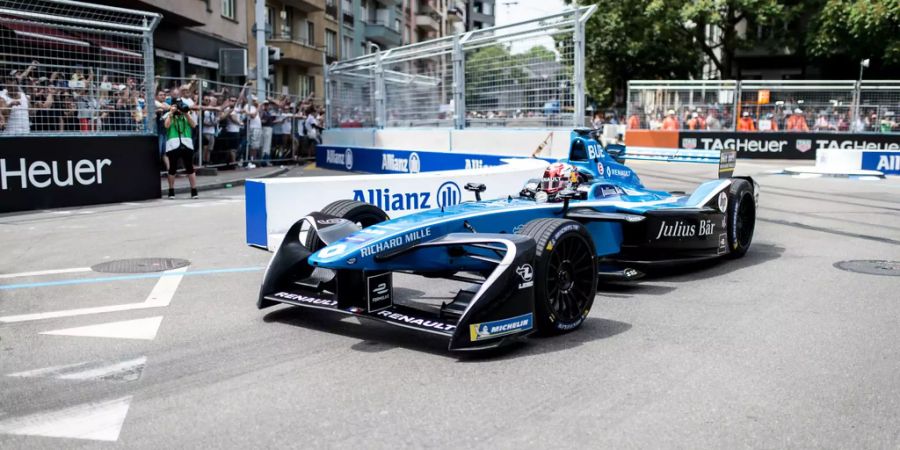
517;218;598;335
726;179;756;258
305;200;388;251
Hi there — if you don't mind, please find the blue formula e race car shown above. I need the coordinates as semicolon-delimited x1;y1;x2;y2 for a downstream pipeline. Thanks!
258;129;759;352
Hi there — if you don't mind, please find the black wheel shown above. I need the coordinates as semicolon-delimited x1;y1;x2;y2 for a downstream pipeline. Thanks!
517;218;598;334
726;179;756;258
305;200;389;251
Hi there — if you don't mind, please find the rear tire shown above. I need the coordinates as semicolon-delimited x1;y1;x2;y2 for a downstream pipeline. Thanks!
517;218;598;335
305;200;389;251
726;179;756;259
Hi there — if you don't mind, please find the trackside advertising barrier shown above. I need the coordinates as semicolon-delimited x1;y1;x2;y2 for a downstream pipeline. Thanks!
317;146;527;173
626;130;900;161
245;158;550;250
816;148;900;175
1;136;161;213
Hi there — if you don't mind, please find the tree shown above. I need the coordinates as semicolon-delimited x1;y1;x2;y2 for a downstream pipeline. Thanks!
807;0;900;66
575;0;701;106
677;0;785;78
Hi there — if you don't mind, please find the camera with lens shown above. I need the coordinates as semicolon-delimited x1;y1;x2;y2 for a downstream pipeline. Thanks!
174;99;191;115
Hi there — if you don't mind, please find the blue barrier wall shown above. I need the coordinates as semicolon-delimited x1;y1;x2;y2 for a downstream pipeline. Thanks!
316;146;541;174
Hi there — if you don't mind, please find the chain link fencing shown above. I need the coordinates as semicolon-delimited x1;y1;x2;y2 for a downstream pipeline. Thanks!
324;6;595;129
0;0;159;135
627;80;900;133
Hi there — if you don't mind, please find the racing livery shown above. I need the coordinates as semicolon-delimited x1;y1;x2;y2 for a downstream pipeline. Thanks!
258;129;759;351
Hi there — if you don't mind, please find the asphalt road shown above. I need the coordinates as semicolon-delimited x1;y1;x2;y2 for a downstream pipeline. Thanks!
1;160;899;448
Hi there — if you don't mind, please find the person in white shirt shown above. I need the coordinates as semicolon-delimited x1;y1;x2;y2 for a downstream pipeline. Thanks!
245;96;262;165
201;96;219;164
1;82;30;134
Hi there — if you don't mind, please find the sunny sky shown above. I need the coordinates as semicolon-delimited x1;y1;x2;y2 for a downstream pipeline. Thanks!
494;0;572;54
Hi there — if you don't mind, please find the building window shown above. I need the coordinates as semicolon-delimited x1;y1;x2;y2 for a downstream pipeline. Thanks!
307;21;315;46
266;7;275;39
222;0;235;20
300;75;315;98
343;35;353;58
326;30;337;58
281;8;293;40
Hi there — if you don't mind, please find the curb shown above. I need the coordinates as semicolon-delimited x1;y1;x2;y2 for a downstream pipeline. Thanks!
164;167;291;195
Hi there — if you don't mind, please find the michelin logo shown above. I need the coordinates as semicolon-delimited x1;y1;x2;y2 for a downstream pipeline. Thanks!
469;313;534;342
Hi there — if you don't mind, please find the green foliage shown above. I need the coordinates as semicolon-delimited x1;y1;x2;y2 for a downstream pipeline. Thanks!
807;0;900;64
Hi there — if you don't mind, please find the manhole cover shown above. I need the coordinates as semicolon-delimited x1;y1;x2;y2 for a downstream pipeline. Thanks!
91;258;190;274
833;260;900;277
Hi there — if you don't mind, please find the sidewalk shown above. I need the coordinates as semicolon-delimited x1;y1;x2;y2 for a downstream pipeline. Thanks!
162;165;291;195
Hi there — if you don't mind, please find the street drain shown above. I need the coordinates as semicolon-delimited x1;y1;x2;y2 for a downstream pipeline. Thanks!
833;260;900;277
91;258;190;274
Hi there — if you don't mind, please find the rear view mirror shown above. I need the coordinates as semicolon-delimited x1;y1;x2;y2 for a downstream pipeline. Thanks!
606;144;626;163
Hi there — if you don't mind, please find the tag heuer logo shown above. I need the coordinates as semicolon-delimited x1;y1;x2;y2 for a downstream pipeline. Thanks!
682;138;697;149
796;139;812;152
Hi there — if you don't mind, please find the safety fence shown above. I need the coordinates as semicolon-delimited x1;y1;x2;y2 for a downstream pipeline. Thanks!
325;5;595;129
154;76;325;168
626;80;900;133
0;0;159;135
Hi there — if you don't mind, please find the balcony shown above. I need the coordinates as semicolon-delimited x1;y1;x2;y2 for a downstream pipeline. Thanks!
365;21;401;47
415;13;439;32
281;0;325;13
267;38;324;67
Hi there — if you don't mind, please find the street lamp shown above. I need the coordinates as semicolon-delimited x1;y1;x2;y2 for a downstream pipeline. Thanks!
852;58;870;129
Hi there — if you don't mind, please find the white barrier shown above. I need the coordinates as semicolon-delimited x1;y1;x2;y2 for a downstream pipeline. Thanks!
783;148;898;177
322;128;572;160
245;158;550;250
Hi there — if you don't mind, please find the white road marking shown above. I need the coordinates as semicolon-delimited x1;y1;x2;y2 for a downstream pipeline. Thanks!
6;361;92;378
0;266;188;323
0;267;91;280
8;357;147;383
40;317;163;340
0;396;132;441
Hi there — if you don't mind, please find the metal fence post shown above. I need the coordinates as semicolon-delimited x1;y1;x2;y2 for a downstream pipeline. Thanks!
573;13;586;128
323;52;331;128
374;48;386;129
143;19;156;135
732;80;741;131
452;33;466;129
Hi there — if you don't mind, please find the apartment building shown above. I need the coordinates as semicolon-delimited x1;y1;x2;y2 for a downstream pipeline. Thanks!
245;0;338;99
87;0;249;82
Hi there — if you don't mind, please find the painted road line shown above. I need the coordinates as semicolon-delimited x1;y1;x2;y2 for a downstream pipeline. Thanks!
7;357;147;383
40;316;164;340
0;396;132;441
0;267;92;280
0;267;189;323
0;266;263;291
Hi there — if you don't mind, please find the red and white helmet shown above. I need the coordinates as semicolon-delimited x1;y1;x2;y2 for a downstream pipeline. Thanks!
540;162;579;195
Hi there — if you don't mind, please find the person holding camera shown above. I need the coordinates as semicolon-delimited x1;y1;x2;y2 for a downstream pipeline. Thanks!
164;100;199;199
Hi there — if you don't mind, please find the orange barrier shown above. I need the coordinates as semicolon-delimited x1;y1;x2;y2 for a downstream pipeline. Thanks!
624;130;679;149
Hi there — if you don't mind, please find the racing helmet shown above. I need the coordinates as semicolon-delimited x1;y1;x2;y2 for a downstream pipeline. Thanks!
540;162;579;195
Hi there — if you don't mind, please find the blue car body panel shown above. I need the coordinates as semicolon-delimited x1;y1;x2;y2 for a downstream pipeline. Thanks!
258;129;757;352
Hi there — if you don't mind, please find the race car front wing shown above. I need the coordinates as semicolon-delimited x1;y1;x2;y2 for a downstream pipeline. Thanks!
258;217;538;351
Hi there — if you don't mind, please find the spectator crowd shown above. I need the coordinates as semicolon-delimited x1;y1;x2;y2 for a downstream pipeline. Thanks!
625;104;900;133
0;61;326;169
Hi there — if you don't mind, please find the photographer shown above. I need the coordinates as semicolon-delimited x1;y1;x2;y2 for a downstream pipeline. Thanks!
163;99;199;199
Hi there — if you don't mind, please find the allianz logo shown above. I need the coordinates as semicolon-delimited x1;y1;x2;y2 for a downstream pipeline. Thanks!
352;181;461;212
325;148;353;170
382;152;420;173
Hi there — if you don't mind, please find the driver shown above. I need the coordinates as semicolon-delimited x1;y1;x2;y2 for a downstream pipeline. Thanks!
536;162;589;202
